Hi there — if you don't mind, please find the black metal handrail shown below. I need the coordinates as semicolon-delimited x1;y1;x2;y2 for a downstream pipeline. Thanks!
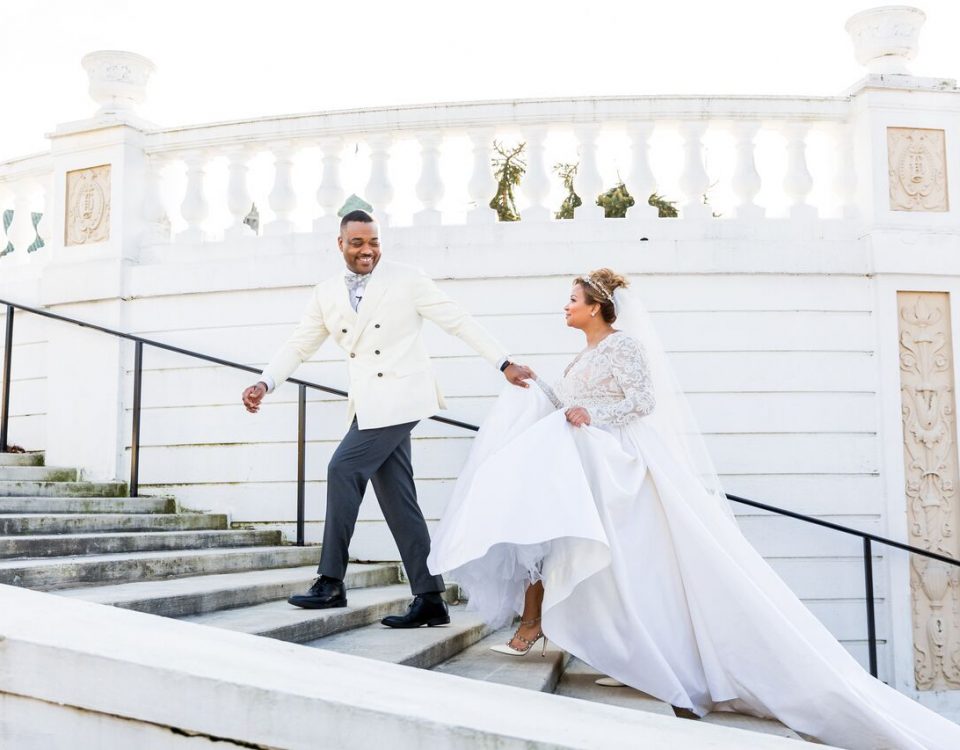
2;296;958;679
0;298;478;543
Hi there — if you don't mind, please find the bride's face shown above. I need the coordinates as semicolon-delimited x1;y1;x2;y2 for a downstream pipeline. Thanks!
564;284;598;330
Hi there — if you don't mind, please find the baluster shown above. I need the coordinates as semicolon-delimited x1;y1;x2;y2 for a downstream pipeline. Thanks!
8;180;38;255
574;124;605;221
32;176;52;251
783;122;815;219
522;126;551;222
265;142;298;236
466;128;498;224
678;121;712;219
731;122;764;219
365;133;394;224
0;182;11;256
628;122;658;220
414;131;443;226
178;151;209;243
314;136;344;233
141;155;171;245
833;121;859;219
224;146;255;239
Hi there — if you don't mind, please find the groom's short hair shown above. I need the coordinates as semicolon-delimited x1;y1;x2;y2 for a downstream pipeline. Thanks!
340;209;375;231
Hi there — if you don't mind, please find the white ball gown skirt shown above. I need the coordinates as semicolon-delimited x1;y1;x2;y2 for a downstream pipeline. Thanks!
427;385;960;750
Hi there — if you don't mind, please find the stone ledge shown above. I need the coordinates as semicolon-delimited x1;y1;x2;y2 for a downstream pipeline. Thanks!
0;584;827;749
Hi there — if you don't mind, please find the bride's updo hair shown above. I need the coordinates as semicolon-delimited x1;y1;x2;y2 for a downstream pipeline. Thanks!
574;268;629;323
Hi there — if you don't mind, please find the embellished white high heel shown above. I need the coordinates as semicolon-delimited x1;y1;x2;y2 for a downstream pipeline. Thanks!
489;617;548;657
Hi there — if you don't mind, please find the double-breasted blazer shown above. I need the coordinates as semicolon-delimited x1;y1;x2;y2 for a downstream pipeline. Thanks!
261;261;508;430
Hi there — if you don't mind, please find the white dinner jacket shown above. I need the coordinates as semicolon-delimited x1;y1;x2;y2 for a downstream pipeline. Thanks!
261;260;508;430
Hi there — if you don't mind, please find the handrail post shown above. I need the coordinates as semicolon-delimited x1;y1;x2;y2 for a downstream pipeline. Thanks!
130;341;144;498
863;537;878;678
297;384;306;546
0;305;12;452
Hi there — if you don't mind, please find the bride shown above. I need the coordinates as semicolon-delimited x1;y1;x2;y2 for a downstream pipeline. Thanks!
427;269;960;750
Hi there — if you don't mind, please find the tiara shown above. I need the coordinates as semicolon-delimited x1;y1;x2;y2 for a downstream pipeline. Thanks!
582;274;613;302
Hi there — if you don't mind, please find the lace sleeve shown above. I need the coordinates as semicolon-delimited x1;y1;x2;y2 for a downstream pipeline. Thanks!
589;335;656;426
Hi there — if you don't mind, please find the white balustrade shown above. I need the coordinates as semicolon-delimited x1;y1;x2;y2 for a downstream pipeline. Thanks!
627;122;658;220
782;123;815;220
466;128;497;224
1;84;890;254
365;134;394;224
522;127;551;222
731;122;764;219
142;155;171;245
678;121;713;219
178;151;209;243
265;142;298;236
314;137;344;233
574;124;605;221
414;131;444;226
224;146;255;239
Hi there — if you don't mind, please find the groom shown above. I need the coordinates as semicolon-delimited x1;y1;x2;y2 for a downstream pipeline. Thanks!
242;206;532;628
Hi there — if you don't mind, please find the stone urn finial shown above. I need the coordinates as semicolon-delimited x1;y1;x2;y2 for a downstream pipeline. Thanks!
81;50;156;117
845;6;926;75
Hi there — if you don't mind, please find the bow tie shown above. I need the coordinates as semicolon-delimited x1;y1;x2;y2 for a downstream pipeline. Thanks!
344;271;370;292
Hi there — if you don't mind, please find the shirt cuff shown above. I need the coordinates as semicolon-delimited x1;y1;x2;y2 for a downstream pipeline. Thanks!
259;374;276;394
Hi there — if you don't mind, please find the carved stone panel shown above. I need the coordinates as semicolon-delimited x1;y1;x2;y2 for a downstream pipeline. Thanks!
888;128;948;212
899;291;960;691
65;164;111;246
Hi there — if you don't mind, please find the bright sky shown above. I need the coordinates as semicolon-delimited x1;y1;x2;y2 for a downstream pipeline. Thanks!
3;0;959;160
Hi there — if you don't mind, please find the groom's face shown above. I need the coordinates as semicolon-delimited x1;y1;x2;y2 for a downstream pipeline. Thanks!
339;221;381;275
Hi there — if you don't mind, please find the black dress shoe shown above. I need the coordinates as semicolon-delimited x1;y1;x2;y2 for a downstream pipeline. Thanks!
288;577;347;609
381;594;450;628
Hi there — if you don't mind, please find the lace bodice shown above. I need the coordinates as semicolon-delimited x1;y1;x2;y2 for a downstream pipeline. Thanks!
550;331;656;426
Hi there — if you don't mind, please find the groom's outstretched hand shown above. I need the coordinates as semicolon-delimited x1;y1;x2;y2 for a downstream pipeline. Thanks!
242;382;268;413
504;363;535;388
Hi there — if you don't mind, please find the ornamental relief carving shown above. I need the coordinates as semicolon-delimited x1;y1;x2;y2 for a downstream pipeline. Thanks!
898;291;960;691
888;128;948;212
65;164;111;246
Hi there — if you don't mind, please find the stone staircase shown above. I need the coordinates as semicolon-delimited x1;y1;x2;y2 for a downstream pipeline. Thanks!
0;451;810;746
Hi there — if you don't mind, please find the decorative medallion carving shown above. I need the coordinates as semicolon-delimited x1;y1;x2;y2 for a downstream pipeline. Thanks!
899;291;960;691
888;128;948;212
65;164;111;246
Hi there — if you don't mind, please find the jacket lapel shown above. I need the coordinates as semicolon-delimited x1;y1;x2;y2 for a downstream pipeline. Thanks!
353;263;391;336
333;275;359;324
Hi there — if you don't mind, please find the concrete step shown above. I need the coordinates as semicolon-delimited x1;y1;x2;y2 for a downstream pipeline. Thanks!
0;465;79;482
0;544;322;590
0;480;127;497
0;452;44;467
56;563;400;618
305;606;491;669
0;496;175;514
689;710;806;742
0;528;282;560
554;657;676;716
182;583;458;645
432;625;569;692
0;512;227;536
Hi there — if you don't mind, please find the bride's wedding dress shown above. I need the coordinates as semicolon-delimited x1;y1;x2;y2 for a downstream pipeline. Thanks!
427;330;960;750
